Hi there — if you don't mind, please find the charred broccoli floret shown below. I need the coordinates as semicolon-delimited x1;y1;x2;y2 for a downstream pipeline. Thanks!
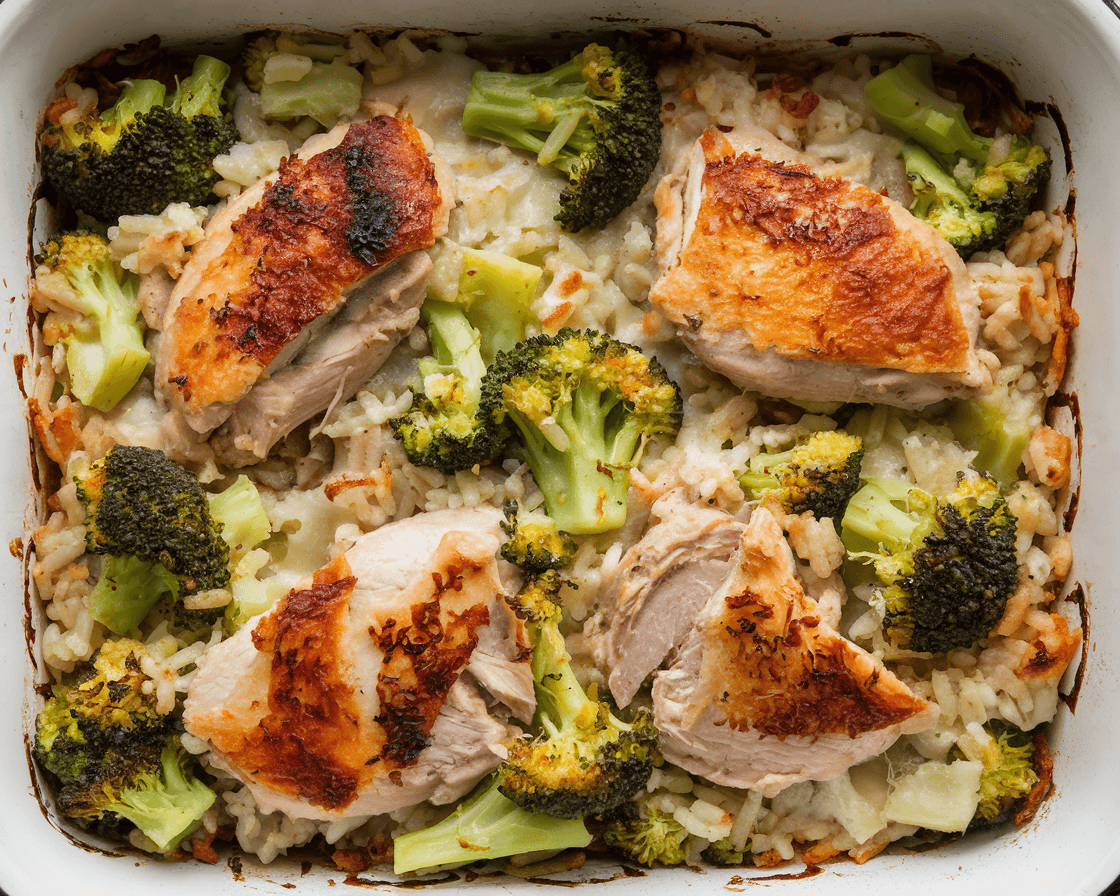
480;328;682;535
33;639;215;849
739;430;864;522
33;232;148;412
390;249;542;474
462;42;662;232
500;499;578;572
865;54;1051;256
842;476;1019;654
392;773;592;874
498;571;658;819
601;806;690;867
41;55;239;222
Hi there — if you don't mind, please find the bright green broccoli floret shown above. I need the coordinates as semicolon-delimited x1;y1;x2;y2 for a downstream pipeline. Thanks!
41;55;238;222
33;639;215;849
480;328;682;535
500;499;578;572
33;232;148;412
969;722;1040;828
390;250;542;474
498;571;658;819
947;376;1041;489
899;143;1000;255
392;773;592;874
865;54;1051;256
739;431;864;523
462;42;662;232
601;806;690;867
842;476;1019;654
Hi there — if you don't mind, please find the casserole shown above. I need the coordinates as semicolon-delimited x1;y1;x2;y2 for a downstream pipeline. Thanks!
0;0;1116;893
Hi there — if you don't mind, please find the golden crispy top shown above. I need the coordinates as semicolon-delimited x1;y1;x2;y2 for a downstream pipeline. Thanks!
698;511;929;739
651;130;976;375
165;115;444;414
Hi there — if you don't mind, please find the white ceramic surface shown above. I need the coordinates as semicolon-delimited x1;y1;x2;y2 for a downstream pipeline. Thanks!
0;1;1116;894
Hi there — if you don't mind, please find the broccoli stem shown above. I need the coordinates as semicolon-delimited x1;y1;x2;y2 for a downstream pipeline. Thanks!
108;80;167;128
864;55;991;164
171;55;232;119
115;741;216;850
392;775;591;874
456;248;543;363
842;480;921;555
206;475;271;561
86;554;180;635
900;143;980;220
422;301;488;402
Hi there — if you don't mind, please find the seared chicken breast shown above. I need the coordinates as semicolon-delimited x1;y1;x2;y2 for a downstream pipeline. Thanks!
652;508;935;796
651;127;990;408
158;114;453;436
183;507;532;820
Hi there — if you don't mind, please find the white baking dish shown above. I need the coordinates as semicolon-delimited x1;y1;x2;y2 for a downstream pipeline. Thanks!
0;0;1116;893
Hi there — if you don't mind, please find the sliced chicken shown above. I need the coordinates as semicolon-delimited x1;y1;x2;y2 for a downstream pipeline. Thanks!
651;126;990;409
183;506;533;821
209;251;430;467
652;507;935;796
594;492;747;708
158;114;453;435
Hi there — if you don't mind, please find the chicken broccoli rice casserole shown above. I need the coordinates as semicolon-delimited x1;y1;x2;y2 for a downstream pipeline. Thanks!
25;30;1081;876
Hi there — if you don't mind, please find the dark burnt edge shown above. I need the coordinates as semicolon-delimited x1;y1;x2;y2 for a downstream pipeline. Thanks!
696;21;773;39
1060;583;1089;714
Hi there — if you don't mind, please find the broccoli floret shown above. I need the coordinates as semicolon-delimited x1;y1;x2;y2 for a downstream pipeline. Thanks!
739;431;864;523
498;571;658;819
500;499;578;572
702;837;748;866
462;42;662;232
41;55;239;222
842;476;1019;653
392;773;592;874
899;143;1000;256
480;328;682;535
947;376;1042;489
865;55;1051;256
76;446;231;634
33;232;148;412
390;250;543;474
33;640;215;849
601;806;690;867
954;722;1040;829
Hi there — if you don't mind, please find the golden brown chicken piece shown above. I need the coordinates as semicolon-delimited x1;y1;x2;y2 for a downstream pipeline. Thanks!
651;127;990;408
158;114;452;434
653;508;936;795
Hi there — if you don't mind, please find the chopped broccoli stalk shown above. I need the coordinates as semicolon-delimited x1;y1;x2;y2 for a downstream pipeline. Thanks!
481;328;682;535
899;143;999;255
454;247;544;364
865;55;1051;255
969;722;1040;827
498;571;658;819
207;474;272;561
462;42;662;232
602;806;690;867
392;774;592;874
242;32;349;92
34;641;215;849
843;477;1019;653
76;445;231;596
34;232;148;412
500;499;578;572
739;431;864;522
947;378;1041;489
87;554;180;635
41;54;238;221
260;61;363;126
